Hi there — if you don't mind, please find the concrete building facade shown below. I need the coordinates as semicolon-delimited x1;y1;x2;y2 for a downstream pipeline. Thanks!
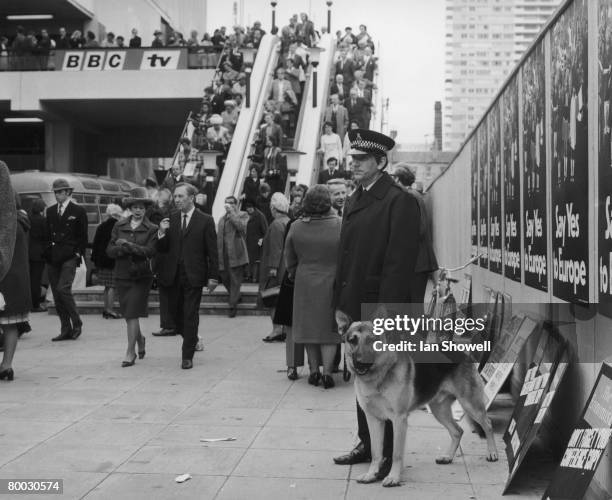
444;0;560;151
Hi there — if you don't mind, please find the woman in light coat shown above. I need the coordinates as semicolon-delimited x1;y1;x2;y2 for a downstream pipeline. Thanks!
284;185;342;388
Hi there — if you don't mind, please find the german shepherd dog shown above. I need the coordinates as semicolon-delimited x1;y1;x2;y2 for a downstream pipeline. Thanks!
336;311;498;487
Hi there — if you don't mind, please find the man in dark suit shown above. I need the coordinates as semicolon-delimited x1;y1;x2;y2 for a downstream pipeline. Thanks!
129;28;142;47
318;157;346;184
358;47;377;82
345;88;369;129
323;94;349;140
330;74;348;104
332;130;421;481
45;178;88;341
335;53;356;89
156;183;219;369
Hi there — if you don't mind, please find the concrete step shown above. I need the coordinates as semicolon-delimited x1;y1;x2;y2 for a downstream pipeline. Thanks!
48;301;269;316
71;289;260;304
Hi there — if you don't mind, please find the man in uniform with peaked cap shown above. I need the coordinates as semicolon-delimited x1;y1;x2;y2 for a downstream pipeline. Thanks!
45;178;88;341
332;129;422;482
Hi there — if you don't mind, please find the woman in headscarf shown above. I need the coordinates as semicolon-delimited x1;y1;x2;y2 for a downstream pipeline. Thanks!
0;161;32;381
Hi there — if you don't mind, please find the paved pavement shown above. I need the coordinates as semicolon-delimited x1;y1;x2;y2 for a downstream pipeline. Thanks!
0;313;548;499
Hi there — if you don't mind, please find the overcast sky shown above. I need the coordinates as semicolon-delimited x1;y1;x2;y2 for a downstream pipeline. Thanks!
206;0;445;147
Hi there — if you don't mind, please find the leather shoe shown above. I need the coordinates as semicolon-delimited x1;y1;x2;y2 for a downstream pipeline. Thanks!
153;328;176;337
228;307;237;318
374;457;393;480
71;325;82;340
52;333;72;342
181;359;193;369
333;442;371;465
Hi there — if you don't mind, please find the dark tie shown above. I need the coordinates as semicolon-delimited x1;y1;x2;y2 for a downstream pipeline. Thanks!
354;186;364;203
182;214;188;234
338;208;343;217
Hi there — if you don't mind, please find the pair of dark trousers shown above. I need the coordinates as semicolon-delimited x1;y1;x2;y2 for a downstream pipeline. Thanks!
29;260;45;308
221;258;245;308
357;401;393;458
47;258;81;334
158;284;176;330
170;264;202;361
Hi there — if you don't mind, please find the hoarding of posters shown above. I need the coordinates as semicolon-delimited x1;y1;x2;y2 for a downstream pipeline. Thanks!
550;0;589;304
543;363;612;500
489;101;503;274
471;137;479;259
522;42;548;292
503;328;567;492
479;123;489;269
503;77;521;282
598;0;612;316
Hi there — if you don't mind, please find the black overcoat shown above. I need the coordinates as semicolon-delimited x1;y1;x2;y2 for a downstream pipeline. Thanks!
333;172;421;321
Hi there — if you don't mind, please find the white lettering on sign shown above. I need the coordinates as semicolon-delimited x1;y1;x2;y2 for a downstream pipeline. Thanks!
605;196;612;240
103;51;126;70
524;245;547;282
83;51;105;71
553;246;587;294
140;50;181;69
505;213;517;238
62;51;83;71
525;209;543;244
554;203;580;247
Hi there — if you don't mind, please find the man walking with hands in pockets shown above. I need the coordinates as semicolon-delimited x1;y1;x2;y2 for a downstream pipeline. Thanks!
156;183;219;369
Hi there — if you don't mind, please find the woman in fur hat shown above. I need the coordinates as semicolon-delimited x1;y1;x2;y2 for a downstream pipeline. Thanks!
0;161;32;381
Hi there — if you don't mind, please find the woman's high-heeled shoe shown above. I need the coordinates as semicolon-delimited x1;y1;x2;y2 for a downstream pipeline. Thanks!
308;371;321;386
322;374;335;389
121;355;137;368
0;368;14;381
137;336;146;359
287;367;298;380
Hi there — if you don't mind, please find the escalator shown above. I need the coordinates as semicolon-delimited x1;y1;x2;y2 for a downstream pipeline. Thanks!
292;34;336;187
212;34;281;221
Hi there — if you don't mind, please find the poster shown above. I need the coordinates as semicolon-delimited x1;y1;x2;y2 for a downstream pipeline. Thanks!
489;101;503;274
478;122;489;269
543;363;612;500
471;137;479;259
481;315;540;407
522;41;548;291
505;350;569;494
550;0;589;303
598;0;612;316
502;77;521;282
503;329;566;492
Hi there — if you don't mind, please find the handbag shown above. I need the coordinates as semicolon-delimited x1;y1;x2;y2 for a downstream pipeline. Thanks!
128;255;152;280
260;276;280;307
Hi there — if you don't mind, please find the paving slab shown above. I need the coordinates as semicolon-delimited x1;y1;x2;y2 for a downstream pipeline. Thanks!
0;313;552;499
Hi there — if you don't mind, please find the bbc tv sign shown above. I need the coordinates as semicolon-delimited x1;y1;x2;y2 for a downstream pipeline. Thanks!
59;49;187;71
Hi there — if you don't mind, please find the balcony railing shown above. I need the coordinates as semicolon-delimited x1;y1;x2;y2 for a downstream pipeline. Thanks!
0;47;224;72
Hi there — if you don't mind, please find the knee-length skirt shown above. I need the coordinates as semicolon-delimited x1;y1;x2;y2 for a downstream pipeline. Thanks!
115;277;153;319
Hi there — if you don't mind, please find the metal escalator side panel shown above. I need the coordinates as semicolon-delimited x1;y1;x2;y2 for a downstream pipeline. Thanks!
212;34;281;222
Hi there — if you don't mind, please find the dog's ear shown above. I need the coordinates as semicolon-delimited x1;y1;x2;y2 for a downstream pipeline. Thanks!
335;310;352;339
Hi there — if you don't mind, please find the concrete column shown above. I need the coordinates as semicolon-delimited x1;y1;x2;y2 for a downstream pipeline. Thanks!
44;121;73;172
